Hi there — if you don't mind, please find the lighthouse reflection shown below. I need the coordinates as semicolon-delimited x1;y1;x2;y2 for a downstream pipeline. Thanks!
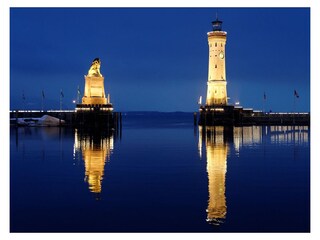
73;129;115;199
199;126;230;225
198;125;309;226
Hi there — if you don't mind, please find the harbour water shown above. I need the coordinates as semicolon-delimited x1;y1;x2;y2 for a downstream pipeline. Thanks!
10;112;310;232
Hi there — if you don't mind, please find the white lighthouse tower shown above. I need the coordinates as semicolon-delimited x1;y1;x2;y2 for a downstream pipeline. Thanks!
206;17;228;106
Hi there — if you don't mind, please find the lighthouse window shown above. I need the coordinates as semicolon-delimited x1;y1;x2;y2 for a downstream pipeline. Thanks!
215;64;217;68
221;43;223;47
215;43;217;47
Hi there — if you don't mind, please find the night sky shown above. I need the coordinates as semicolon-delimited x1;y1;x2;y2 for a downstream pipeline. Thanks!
10;8;310;112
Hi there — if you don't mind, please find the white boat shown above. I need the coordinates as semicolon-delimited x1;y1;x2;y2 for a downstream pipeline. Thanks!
11;115;65;127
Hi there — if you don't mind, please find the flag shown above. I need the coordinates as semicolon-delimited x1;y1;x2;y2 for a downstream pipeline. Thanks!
42;90;45;99
294;90;299;98
198;96;202;105
77;85;81;95
60;89;64;98
263;92;266;100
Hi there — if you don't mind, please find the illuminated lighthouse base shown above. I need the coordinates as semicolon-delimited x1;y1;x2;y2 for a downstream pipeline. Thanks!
199;105;235;126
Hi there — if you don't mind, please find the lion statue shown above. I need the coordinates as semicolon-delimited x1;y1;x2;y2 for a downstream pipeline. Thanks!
87;58;102;77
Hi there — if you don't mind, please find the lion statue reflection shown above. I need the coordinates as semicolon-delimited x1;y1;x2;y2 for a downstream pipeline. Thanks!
87;58;102;77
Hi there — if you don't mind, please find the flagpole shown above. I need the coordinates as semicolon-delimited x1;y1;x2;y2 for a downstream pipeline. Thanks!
294;92;296;113
60;89;63;112
262;98;264;113
293;89;299;113
22;91;26;112
59;89;63;126
293;90;299;124
77;85;80;104
41;90;45;112
263;92;266;113
293;92;296;124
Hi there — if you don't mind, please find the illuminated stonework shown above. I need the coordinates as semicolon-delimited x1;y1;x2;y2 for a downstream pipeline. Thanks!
88;58;102;77
206;18;228;106
82;58;109;105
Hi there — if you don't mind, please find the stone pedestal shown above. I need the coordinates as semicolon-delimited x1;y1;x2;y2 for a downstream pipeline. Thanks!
82;76;107;105
75;58;116;129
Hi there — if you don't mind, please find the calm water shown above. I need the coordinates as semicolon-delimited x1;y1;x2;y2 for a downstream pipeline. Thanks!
10;112;310;232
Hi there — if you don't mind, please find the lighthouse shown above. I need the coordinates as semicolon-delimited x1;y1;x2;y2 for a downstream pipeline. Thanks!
198;16;310;126
206;17;228;106
199;17;234;126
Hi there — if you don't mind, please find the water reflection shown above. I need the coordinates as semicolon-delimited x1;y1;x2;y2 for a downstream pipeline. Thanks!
269;126;309;144
199;125;309;226
233;126;309;154
73;129;115;198
11;126;68;161
199;126;230;225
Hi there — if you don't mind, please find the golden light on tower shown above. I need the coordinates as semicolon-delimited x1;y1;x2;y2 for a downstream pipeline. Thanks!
206;17;228;106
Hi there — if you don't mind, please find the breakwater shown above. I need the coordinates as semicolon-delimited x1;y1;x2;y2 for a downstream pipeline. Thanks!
10;110;122;129
198;106;310;126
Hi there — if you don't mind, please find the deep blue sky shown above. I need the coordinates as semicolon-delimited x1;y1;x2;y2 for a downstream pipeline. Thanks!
10;8;310;112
